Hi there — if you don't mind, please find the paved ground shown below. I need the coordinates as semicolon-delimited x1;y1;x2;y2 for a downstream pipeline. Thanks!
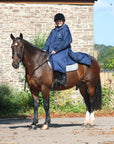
0;117;114;144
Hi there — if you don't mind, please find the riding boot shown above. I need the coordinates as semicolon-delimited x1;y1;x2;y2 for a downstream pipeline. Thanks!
51;71;61;90
60;73;67;86
52;72;67;90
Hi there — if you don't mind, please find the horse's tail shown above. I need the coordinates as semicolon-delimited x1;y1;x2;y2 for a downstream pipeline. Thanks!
93;76;102;110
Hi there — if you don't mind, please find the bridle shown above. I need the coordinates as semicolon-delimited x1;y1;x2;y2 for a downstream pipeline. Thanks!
12;45;24;62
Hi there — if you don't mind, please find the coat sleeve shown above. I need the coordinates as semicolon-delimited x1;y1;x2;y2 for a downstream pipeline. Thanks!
54;28;72;53
43;31;53;51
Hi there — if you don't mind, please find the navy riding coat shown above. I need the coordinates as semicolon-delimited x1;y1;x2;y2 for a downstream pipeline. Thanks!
43;24;91;73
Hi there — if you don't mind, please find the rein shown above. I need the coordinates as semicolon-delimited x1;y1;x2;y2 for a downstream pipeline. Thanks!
29;57;49;80
28;53;52;80
23;55;50;91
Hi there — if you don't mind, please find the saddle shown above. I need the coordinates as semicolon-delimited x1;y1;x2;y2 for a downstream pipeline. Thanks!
50;63;78;90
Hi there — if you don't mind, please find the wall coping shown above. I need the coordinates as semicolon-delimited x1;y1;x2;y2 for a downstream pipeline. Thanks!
0;0;97;5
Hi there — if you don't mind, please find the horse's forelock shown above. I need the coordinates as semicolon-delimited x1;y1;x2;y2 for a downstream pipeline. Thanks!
15;37;21;41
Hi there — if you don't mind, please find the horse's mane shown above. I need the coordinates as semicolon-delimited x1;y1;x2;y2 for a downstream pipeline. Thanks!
23;39;45;53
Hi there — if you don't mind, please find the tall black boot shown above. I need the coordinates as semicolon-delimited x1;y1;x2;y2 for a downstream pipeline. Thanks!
60;73;67;86
51;72;67;90
51;71;61;90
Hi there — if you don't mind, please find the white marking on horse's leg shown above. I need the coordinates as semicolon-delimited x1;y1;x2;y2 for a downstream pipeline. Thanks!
89;112;95;126
41;124;49;130
84;111;90;125
90;112;95;121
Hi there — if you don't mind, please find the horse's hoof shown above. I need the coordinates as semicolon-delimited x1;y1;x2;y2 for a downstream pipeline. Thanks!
81;123;87;127
32;125;37;129
27;125;32;129
81;123;85;127
87;124;93;128
28;125;37;130
41;124;49;130
83;123;93;128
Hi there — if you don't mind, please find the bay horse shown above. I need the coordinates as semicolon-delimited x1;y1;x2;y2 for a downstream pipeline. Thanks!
10;33;102;130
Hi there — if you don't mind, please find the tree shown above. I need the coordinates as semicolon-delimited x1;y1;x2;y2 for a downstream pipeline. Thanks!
102;56;114;70
94;44;114;70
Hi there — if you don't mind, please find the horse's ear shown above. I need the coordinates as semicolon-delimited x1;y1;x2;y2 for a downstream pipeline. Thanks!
20;33;23;39
10;34;15;40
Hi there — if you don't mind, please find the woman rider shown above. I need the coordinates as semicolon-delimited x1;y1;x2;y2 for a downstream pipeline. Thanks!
43;13;91;89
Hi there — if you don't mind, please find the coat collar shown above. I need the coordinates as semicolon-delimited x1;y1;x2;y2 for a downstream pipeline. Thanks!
55;24;66;31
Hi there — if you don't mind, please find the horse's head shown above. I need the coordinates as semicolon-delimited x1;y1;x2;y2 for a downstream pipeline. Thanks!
10;33;24;69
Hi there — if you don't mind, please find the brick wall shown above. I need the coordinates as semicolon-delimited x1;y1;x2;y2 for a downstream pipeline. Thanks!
0;3;94;87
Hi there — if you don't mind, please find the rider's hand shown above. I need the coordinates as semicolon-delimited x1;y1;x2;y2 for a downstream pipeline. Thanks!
51;50;56;54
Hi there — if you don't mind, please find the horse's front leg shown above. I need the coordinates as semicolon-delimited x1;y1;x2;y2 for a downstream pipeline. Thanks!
29;93;39;129
41;86;51;130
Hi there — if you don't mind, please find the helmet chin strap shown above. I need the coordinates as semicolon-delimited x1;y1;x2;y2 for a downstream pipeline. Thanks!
56;23;64;28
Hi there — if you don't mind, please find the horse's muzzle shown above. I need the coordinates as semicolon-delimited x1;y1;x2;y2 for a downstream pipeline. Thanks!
12;62;19;69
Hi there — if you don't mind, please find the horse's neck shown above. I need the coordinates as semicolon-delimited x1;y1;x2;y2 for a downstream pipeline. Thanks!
22;40;42;73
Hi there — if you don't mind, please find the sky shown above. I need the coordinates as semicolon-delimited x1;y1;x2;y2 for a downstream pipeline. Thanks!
94;0;114;46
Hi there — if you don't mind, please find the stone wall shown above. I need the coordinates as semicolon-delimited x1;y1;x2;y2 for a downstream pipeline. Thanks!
0;3;94;87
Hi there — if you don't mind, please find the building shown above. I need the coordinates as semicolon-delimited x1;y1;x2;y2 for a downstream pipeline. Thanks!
0;0;97;87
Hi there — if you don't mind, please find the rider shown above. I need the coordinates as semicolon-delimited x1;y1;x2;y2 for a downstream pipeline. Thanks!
43;13;91;89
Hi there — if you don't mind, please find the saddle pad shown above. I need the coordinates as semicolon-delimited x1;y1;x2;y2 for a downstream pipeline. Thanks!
48;62;78;72
66;63;78;72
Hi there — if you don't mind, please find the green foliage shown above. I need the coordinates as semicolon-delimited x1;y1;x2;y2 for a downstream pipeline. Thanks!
38;91;56;107
94;44;114;70
0;84;86;117
0;84;114;117
102;87;114;108
49;90;86;114
32;32;47;50
101;56;114;70
0;84;33;117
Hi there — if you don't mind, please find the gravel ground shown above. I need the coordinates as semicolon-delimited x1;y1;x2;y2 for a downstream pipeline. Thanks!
0;117;114;144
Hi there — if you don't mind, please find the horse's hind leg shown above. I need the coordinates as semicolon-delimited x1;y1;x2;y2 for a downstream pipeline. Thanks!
41;86;51;130
79;84;95;127
86;85;95;127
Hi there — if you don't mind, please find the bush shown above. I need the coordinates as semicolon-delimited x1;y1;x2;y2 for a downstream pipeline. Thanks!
49;89;86;114
102;87;114;108
0;84;56;117
33;32;47;49
0;84;33;117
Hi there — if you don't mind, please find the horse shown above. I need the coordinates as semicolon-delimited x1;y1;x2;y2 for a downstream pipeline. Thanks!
10;33;102;130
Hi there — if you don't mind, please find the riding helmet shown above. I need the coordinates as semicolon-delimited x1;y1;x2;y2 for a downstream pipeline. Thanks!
54;13;65;22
